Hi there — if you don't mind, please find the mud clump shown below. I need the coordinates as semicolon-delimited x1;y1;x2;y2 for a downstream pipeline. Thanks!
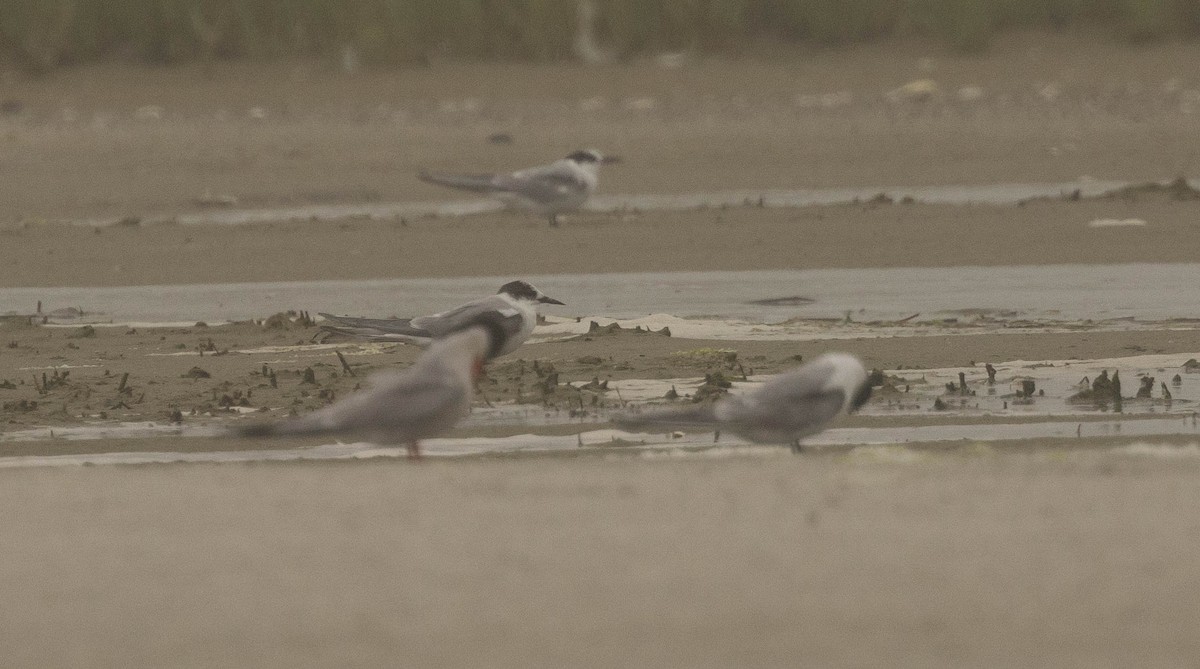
1106;176;1200;202
692;372;734;403
747;296;816;307
263;310;316;329
300;367;318;385
580;377;608;392
669;348;738;369
3;399;38;412
183;366;211;379
572;321;671;340
1067;369;1123;405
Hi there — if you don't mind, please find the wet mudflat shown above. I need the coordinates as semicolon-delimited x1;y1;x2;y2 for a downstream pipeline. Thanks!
2;312;1198;457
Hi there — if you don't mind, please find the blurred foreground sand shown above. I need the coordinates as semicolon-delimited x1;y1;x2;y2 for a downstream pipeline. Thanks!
0;453;1197;667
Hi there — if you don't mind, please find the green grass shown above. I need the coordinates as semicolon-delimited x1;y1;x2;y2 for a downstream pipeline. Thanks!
2;0;1200;72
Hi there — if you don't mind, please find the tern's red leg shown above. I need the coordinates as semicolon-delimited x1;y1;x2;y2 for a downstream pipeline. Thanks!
406;442;421;460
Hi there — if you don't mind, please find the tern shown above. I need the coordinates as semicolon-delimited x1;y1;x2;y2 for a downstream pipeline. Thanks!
418;149;618;226
317;280;564;359
614;353;872;453
235;325;497;458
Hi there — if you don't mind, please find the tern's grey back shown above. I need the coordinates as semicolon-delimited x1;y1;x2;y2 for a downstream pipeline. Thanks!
411;295;527;339
500;160;592;208
614;353;869;446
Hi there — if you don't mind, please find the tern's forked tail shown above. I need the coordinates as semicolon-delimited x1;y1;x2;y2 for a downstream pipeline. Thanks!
612;402;719;432
417;170;499;194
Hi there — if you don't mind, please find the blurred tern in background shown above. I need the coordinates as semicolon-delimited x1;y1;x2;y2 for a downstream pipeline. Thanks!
614;353;872;453
418;149;619;226
318;280;564;359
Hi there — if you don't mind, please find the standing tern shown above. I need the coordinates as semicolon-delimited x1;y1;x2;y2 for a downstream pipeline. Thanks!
418;149;619;226
235;325;496;458
318;280;564;359
614;353;873;452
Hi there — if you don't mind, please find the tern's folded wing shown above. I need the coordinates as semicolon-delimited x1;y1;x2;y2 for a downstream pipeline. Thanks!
499;163;589;205
751;363;850;415
236;374;465;439
411;296;527;340
317;325;431;344
330;373;468;432
318;313;422;333
729;366;851;440
318;313;430;342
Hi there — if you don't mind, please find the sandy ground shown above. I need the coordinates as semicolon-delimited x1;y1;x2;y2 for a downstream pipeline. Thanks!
2;33;1200;286
2;31;1200;228
4;195;1200;286
4;34;1200;666
2;454;1199;667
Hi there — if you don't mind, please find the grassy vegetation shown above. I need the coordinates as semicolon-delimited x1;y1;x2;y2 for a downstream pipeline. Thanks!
2;0;1200;72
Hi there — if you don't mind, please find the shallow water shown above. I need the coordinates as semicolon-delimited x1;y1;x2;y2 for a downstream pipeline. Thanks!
5;263;1200;325
0;417;1197;468
83;178;1135;226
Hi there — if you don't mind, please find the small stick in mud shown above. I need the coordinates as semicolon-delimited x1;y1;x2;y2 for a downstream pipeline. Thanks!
335;350;355;377
117;372;129;393
985;363;997;385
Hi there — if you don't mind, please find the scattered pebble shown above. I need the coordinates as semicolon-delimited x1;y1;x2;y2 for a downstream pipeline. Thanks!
134;105;164;121
1087;218;1147;228
886;79;939;104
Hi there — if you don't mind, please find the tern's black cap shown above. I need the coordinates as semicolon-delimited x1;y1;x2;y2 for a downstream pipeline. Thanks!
564;149;603;164
498;280;539;301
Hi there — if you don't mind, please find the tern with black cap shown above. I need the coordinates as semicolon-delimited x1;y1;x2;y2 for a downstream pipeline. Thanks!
318;280;564;359
418;149;619;226
614;353;872;453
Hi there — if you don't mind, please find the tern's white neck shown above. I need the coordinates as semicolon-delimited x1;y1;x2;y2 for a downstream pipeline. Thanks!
817;353;869;413
499;293;538;307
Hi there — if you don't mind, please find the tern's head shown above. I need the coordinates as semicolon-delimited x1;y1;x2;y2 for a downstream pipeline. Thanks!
814;352;872;414
498;280;565;306
565;149;621;166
